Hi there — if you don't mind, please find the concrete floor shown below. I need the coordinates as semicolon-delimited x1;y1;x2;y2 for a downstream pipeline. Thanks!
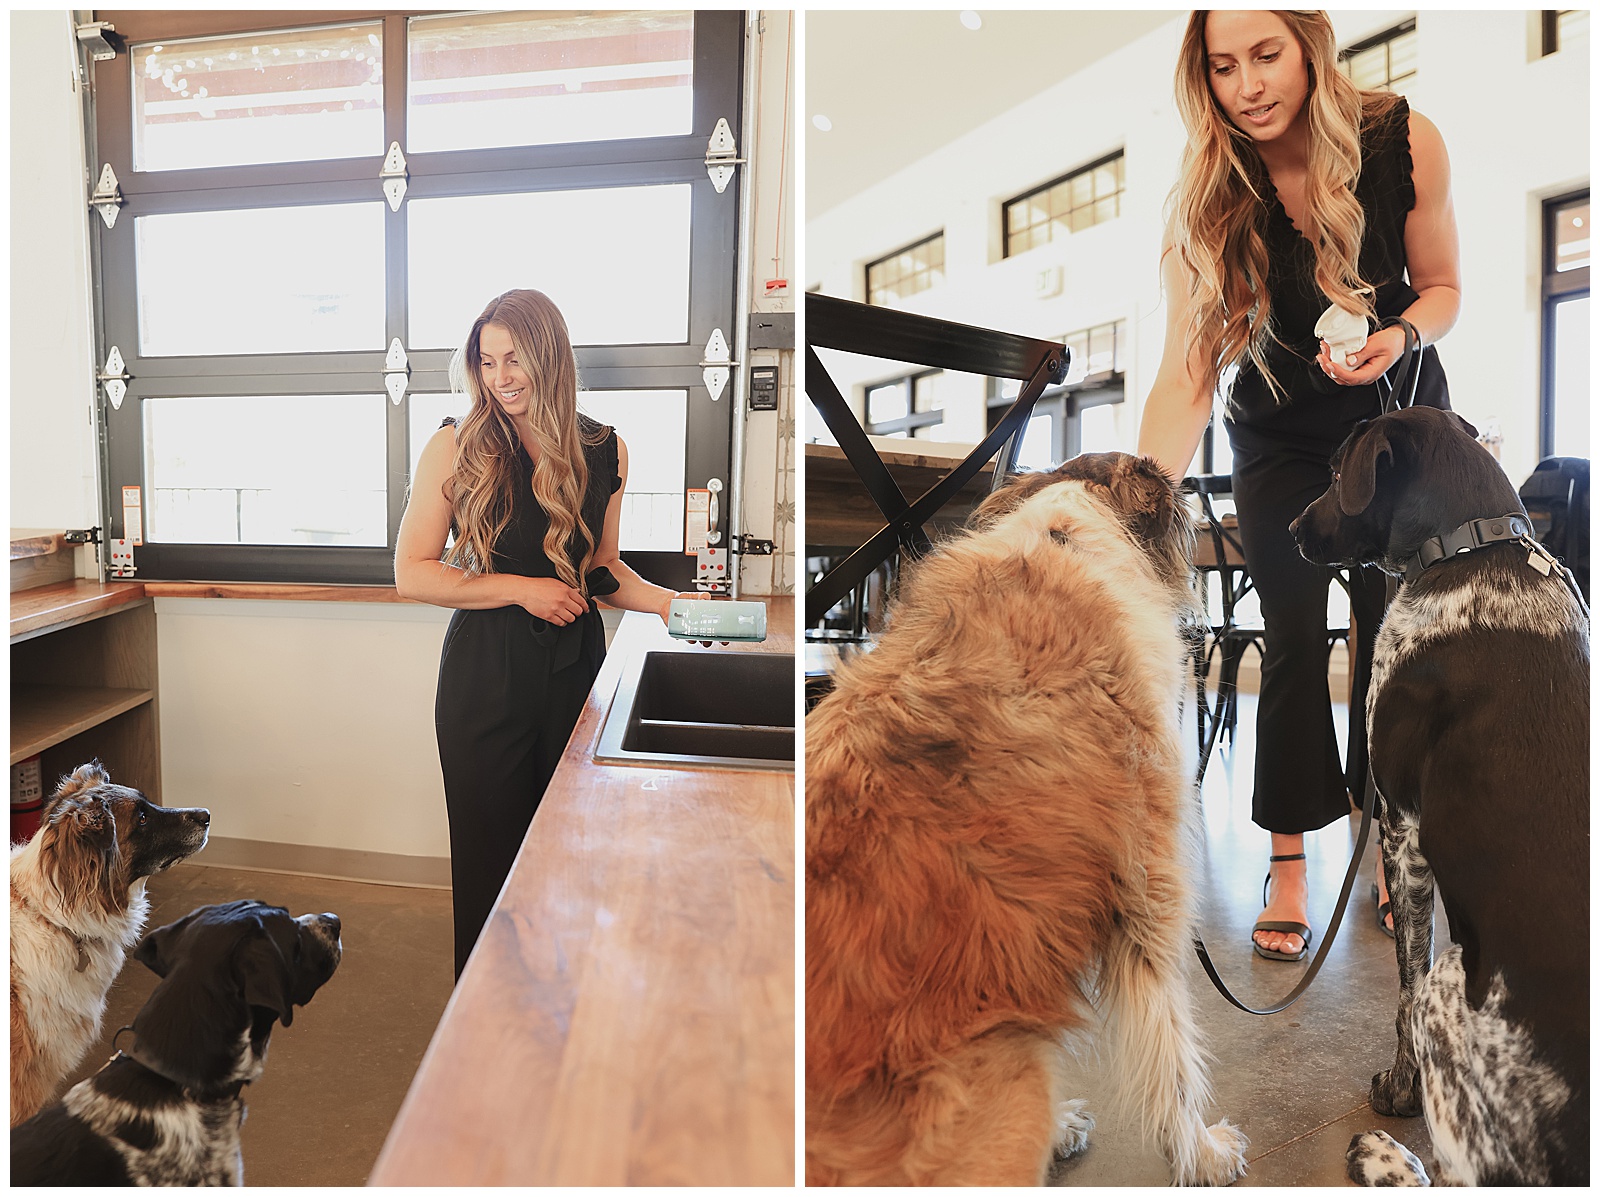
52;862;455;1187
1048;690;1440;1186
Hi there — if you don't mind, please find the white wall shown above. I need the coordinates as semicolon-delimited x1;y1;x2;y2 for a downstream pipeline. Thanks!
10;10;100;534
154;599;453;857
806;10;1589;486
12;11;793;868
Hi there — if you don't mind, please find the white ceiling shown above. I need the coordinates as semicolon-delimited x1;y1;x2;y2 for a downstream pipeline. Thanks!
805;10;1180;218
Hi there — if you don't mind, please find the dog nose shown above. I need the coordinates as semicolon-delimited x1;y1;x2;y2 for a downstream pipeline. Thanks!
323;913;341;937
196;809;211;826
1288;514;1302;537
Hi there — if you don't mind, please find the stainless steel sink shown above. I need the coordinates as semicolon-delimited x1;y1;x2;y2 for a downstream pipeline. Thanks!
594;650;795;771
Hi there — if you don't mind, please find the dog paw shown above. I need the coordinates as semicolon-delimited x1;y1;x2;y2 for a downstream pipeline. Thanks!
1174;1119;1248;1186
1346;1130;1430;1186
1051;1098;1094;1159
1370;1068;1424;1118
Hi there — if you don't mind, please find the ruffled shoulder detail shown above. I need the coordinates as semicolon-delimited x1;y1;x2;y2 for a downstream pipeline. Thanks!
578;414;622;495
1359;94;1415;216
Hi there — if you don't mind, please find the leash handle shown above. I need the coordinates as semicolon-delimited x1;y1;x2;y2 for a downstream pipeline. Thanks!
1374;317;1422;414
1192;752;1380;1016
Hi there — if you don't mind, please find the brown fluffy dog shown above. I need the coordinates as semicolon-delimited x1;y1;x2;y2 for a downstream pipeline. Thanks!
806;453;1247;1185
10;762;210;1125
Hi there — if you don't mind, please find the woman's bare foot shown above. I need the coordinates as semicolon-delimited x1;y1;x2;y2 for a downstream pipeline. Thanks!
1254;834;1310;956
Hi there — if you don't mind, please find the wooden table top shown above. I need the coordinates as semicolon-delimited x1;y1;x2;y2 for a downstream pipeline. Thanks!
369;597;795;1187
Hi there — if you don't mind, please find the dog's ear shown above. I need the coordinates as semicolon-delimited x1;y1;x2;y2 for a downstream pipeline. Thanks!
48;760;110;810
1112;456;1182;541
1337;423;1395;516
44;797;125;914
135;915;186;978
1447;412;1480;440
236;920;299;1027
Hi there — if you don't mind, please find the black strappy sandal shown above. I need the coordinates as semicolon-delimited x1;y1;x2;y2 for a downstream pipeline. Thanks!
1371;882;1396;939
1252;852;1312;962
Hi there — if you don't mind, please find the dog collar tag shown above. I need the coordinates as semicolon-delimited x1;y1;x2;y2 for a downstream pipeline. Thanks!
1527;550;1553;576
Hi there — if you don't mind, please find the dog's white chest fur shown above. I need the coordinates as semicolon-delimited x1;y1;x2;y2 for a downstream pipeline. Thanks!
64;1080;245;1185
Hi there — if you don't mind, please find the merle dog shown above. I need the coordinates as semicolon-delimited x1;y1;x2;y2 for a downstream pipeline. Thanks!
1292;406;1588;1185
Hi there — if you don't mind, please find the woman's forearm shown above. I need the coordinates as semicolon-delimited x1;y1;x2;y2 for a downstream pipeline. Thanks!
395;558;526;610
593;556;677;620
1399;284;1461;348
1137;377;1215;484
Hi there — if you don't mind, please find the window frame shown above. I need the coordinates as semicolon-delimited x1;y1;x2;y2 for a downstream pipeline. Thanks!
863;231;944;308
863;369;944;439
1001;150;1124;260
1540;187;1590;459
85;9;745;587
1337;17;1418;93
984;319;1127;465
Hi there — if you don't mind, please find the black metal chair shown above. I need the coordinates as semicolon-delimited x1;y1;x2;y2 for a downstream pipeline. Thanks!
804;293;1071;631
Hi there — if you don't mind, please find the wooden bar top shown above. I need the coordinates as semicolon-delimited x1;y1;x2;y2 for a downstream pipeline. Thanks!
369;597;795;1187
10;579;148;643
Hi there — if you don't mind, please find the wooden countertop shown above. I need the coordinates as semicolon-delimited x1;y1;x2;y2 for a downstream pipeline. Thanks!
369;597;795;1187
10;579;149;643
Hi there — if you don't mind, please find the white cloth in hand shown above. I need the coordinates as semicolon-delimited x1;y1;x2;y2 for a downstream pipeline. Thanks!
1315;304;1369;365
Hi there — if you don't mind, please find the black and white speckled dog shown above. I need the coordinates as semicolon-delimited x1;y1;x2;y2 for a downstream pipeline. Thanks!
1292;406;1589;1186
10;900;342;1186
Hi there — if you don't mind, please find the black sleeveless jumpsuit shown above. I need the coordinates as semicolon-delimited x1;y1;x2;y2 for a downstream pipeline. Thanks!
434;416;620;977
1222;97;1451;834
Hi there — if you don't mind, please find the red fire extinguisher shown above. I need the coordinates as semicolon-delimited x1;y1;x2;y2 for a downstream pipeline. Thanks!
11;755;45;845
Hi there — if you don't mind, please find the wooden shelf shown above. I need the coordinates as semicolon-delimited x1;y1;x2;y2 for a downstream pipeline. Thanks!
11;684;155;765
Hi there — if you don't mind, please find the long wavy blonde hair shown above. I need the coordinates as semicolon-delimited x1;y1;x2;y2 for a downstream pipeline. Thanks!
443;289;609;594
1169;10;1403;399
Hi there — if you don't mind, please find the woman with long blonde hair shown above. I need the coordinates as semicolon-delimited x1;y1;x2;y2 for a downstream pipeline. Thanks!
1138;11;1461;961
396;288;686;977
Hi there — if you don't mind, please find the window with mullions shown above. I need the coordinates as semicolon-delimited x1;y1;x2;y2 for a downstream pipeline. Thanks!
90;9;744;587
1541;190;1590;458
987;319;1127;467
865;233;944;307
864;371;946;439
1003;152;1124;259
1339;19;1417;94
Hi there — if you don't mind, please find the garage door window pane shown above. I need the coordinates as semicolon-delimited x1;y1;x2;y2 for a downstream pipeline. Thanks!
407;186;691;348
578;390;688;551
407;11;693;153
136;204;387;357
132;24;384;172
144;395;387;545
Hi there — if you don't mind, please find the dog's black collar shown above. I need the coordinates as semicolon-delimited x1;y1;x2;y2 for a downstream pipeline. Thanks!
1400;513;1536;585
105;1048;251;1104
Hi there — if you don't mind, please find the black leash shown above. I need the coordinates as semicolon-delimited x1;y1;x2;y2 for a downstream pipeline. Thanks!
1190;317;1417;1015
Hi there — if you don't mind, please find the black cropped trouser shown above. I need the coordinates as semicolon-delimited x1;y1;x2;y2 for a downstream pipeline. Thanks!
1226;433;1389;834
434;604;605;979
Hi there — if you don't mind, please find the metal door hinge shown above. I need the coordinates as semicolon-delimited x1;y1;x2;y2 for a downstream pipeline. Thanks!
64;527;102;546
108;539;137;578
90;164;124;229
98;345;130;410
704;117;745;194
75;21;122;61
731;534;773;556
380;142;408;211
700;328;738;402
384;339;410;404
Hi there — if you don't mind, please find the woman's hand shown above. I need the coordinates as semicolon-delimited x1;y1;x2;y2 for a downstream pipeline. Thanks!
518;577;589;625
1318;324;1406;387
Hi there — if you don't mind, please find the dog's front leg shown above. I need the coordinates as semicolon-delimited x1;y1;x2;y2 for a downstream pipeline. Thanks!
1371;804;1432;1118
